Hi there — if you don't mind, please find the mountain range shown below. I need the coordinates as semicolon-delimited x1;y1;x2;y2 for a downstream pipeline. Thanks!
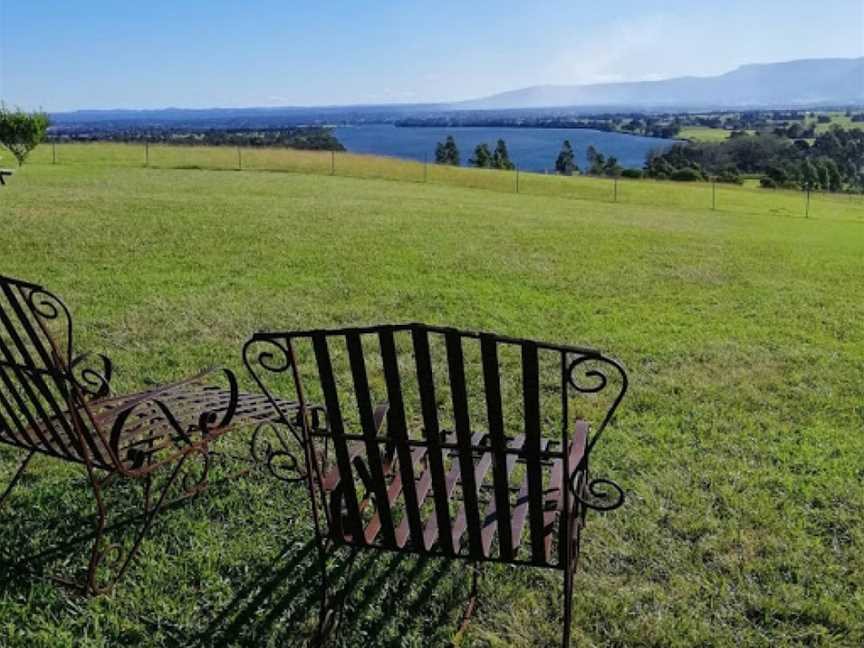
48;58;863;128
453;58;864;110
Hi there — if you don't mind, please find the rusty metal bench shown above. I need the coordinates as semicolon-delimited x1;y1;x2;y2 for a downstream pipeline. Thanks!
0;169;12;186
244;323;628;646
0;275;295;594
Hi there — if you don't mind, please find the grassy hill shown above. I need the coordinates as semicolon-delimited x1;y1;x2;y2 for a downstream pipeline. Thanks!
12;142;864;223
1;161;863;647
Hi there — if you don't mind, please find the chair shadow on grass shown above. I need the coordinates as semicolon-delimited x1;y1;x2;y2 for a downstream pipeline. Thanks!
196;541;467;647
0;462;469;648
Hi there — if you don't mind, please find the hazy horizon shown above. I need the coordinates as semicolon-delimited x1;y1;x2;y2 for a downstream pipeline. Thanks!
2;1;863;112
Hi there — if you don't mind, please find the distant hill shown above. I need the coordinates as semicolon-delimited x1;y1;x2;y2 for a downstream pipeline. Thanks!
454;58;864;110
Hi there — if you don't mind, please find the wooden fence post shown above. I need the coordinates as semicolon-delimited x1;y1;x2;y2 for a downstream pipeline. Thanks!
237;147;242;170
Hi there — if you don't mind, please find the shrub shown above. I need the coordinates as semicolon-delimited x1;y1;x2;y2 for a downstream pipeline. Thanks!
621;168;642;179
670;167;705;182
0;104;50;166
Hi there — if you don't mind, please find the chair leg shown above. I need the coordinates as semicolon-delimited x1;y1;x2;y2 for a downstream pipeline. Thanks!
86;454;191;595
314;537;332;645
454;562;482;643
0;450;36;509
562;565;574;648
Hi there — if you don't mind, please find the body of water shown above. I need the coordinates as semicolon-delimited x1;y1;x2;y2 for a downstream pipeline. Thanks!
334;124;679;173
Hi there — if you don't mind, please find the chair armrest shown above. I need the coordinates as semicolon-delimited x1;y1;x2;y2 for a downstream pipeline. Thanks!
69;352;114;400
567;419;624;513
109;369;239;475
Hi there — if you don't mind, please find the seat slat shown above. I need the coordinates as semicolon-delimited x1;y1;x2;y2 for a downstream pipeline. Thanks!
511;438;551;557
480;434;524;557
451;441;495;552
544;421;589;564
422;431;483;551
364;444;428;546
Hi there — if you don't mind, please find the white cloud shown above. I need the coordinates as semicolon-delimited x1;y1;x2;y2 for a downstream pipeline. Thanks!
547;14;671;85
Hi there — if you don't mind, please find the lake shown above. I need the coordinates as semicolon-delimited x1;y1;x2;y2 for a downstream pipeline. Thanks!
334;124;679;173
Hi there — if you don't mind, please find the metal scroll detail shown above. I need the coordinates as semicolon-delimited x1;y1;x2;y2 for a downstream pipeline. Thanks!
250;421;306;483
27;287;116;400
566;353;629;512
569;470;625;512
243;337;308;483
108;371;239;469
26;287;75;369
69;352;114;399
565;354;628;457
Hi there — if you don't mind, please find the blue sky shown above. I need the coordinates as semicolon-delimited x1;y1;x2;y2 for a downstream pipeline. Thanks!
2;0;862;111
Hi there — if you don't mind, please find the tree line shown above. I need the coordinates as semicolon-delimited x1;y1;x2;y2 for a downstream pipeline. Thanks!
434;136;514;170
434;129;863;193
46;127;345;151
643;127;863;191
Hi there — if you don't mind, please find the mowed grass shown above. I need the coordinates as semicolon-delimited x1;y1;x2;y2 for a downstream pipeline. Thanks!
1;163;864;647
678;126;734;143
18;142;864;223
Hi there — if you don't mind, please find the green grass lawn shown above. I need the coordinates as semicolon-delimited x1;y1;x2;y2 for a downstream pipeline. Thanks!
13;142;864;224
677;126;734;143
1;162;863;647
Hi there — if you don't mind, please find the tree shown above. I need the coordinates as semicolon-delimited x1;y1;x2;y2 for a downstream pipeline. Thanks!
434;135;460;166
491;139;514;170
555;140;578;175
0;104;50;166
586;145;605;175
469;143;492;168
602;155;622;177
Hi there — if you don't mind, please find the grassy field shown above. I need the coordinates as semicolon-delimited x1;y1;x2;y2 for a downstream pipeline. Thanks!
1;161;863;647
679;112;864;143
677;126;734;143
13;142;864;224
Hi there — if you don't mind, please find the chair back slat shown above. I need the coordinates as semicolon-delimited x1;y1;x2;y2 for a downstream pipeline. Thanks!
345;332;397;547
378;329;424;549
480;334;514;561
520;342;548;564
444;330;483;560
0;275;107;465
410;327;455;555
0;321;76;458
311;333;366;545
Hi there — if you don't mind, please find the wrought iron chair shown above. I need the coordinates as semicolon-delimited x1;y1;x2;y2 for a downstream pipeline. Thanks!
244;323;628;646
0;274;295;594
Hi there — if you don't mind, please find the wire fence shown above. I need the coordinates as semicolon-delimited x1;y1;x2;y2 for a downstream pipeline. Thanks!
20;142;864;221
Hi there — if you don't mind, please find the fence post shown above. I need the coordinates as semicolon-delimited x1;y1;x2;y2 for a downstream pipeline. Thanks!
237;147;242;171
145;142;149;167
331;150;335;176
613;177;618;202
805;186;811;218
52;143;57;165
